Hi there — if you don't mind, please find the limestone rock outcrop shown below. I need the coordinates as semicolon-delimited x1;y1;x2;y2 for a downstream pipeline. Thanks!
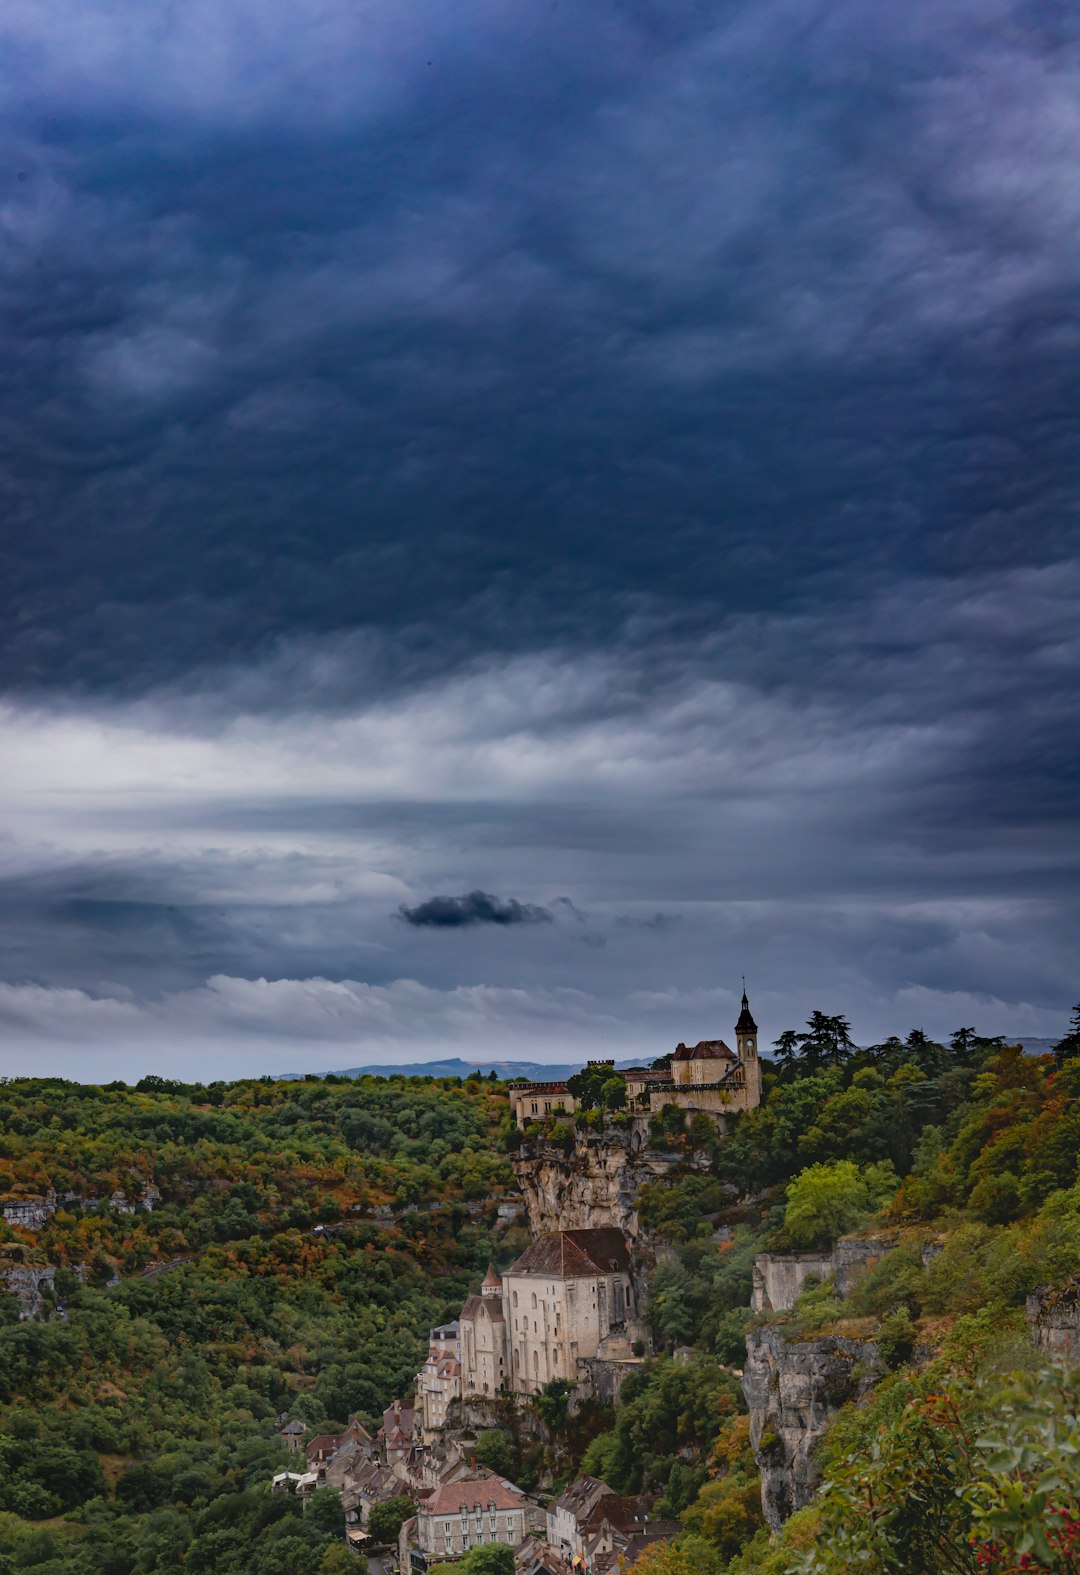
512;1123;701;1239
742;1324;881;1528
2;1266;56;1318
1027;1277;1080;1359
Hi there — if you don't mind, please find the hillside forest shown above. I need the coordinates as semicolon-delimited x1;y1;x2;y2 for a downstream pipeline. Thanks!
0;1010;1075;1573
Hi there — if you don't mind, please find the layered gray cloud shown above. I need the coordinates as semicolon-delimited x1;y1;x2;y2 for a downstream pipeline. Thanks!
0;0;1076;1073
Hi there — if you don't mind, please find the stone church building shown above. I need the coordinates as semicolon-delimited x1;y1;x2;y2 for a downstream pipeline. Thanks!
458;1227;644;1398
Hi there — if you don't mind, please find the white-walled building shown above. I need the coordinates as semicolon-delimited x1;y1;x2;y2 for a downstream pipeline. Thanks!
458;1265;508;1397
413;1474;533;1564
418;1321;461;1442
459;1228;639;1399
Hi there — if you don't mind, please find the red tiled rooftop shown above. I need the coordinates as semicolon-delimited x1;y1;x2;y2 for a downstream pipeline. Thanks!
509;1228;631;1278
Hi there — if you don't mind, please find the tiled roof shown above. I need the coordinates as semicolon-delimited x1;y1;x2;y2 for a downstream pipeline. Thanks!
461;1294;506;1322
671;1040;736;1062
422;1475;527;1515
553;1476;615;1518
482;1264;502;1289
584;1494;654;1534
735;993;757;1034
509;1228;630;1278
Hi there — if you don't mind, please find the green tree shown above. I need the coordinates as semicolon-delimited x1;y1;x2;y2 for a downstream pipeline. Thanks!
306;1487;345;1538
601;1077;627;1112
567;1065;627;1112
783;1160;896;1249
430;1544;515;1575
367;1495;416;1545
474;1428;517;1478
533;1378;575;1431
1053;1003;1080;1066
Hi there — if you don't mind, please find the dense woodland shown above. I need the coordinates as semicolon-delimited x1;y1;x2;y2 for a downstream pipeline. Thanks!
0;1011;1075;1573
0;1076;514;1573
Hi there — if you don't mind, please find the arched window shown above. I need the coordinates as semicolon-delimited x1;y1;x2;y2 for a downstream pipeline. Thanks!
531;1292;537;1309
512;1291;518;1307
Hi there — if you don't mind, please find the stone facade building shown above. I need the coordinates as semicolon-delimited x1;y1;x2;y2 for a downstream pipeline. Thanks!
634;992;761;1117
508;992;761;1130
459;1227;641;1399
507;1081;578;1129
400;1473;538;1574
418;1321;462;1442
548;1476;679;1569
458;1265;508;1397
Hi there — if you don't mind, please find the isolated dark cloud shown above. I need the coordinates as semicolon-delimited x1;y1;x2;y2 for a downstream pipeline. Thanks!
399;891;553;929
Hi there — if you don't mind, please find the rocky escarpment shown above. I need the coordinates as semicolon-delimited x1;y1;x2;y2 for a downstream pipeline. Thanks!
2;1265;57;1318
512;1121;705;1238
1027;1277;1080;1358
752;1232;943;1314
743;1323;882;1529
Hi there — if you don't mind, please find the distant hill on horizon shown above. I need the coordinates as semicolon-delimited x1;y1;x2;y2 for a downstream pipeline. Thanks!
280;1036;1060;1082
279;1055;648;1082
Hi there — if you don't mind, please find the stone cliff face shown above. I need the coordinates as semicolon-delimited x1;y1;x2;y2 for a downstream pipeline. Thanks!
2;1265;56;1318
512;1122;698;1238
743;1324;881;1529
1027;1277;1080;1359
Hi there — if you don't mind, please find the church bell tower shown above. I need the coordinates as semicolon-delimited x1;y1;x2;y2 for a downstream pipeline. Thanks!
735;984;761;1108
735;984;757;1062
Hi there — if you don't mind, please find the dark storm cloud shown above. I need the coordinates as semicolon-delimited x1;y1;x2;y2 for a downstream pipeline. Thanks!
1;0;1077;696
398;891;553;928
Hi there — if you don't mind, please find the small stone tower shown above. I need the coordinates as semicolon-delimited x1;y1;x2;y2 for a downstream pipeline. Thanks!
481;1264;501;1298
735;986;762;1108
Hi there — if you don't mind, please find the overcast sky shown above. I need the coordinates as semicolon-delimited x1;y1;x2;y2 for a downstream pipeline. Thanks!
1;0;1077;1080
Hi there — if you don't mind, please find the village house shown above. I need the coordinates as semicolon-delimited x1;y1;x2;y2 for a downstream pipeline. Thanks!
418;1321;462;1443
279;1419;306;1454
380;1399;415;1463
307;1433;345;1472
317;1418;375;1490
515;1538;575;1575
507;1080;578;1129
548;1477;678;1569
343;1457;400;1529
400;1472;539;1575
548;1476;615;1556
